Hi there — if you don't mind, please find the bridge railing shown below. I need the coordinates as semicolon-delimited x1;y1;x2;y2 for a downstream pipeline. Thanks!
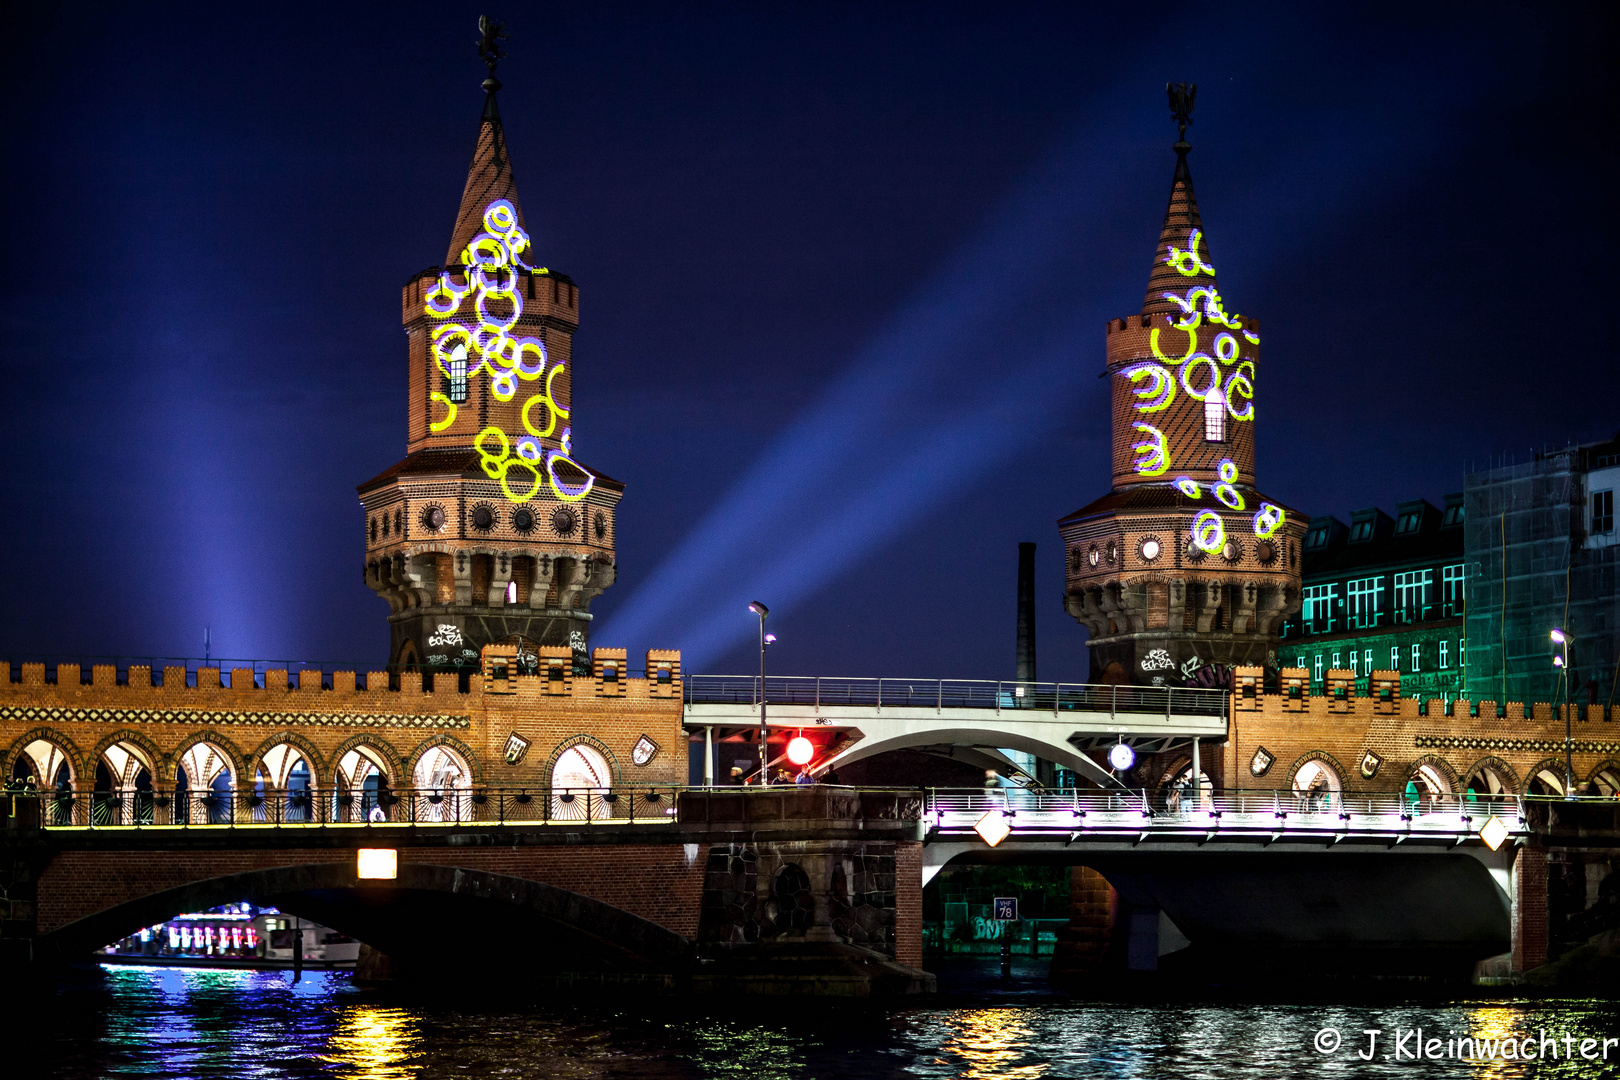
9;785;683;828
684;675;1227;717
923;786;1546;837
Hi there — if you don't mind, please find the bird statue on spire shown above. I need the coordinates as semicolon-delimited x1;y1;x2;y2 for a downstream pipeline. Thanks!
1167;82;1196;148
478;15;508;93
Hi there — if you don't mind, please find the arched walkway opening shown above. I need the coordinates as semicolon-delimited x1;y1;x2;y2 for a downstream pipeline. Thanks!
412;745;473;822
175;743;234;825
335;746;391;822
255;744;315;823
13;739;78;824
1291;759;1340;811
95;742;155;825
551;743;612;821
1462;763;1516;807
1160;761;1214;812
1590;767;1620;797
1528;766;1566;797
1404;763;1453;810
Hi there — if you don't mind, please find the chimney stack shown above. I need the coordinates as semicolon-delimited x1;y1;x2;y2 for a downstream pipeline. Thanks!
1016;542;1036;684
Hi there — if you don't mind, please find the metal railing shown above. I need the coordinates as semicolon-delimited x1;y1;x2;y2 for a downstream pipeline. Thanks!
7;785;683;828
923;786;1551;838
684;675;1228;718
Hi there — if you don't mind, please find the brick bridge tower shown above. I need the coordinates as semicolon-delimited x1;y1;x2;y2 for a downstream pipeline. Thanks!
359;27;622;674
1060;86;1304;686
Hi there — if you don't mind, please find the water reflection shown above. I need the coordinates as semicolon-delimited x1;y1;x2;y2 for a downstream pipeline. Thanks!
31;965;1620;1080
323;1006;421;1080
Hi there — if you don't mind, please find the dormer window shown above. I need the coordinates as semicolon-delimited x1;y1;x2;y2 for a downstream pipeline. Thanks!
1305;525;1329;549
1442;502;1464;528
1348;519;1374;543
1395;511;1421;535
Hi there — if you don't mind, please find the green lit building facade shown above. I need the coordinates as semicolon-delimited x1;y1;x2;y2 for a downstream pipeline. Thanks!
1463;434;1620;709
1280;495;1468;702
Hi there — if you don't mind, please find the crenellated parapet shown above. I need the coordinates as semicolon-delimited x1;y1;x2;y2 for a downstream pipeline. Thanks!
1135;663;1620;803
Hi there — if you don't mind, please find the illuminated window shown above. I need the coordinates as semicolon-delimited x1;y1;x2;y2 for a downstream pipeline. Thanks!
505;580;517;605
1348;519;1374;543
1331;652;1340;670
1411;643;1421;672
446;354;468;404
1313;654;1323;683
1439;640;1449;668
1441;564;1467;616
1595;490;1615;534
1393;570;1433;623
1441;501;1464;528
1349;652;1359;676
1347;577;1384;629
1364;649;1372;673
1204;387;1225;442
1459;638;1466;668
1302;584;1338;633
1391;646;1400;671
1395;510;1421;535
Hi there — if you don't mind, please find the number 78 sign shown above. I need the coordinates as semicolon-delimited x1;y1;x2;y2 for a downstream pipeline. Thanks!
992;897;1019;921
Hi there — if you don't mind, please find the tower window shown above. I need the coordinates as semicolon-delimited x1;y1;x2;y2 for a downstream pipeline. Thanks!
505;580;517;605
446;353;468;404
1203;387;1226;442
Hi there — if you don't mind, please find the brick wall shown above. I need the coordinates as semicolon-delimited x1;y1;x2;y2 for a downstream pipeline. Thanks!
1513;846;1548;972
894;842;922;969
0;648;685;797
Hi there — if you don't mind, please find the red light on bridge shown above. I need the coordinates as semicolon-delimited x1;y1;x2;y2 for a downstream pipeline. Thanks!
787;736;814;767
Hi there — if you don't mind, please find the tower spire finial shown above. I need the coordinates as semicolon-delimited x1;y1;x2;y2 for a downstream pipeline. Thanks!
1167;82;1196;153
478;15;508;95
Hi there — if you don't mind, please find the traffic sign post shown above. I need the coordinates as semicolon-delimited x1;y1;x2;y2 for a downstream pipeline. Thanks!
993;897;1018;978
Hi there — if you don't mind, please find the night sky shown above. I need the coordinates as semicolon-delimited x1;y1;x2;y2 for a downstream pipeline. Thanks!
3;3;1616;681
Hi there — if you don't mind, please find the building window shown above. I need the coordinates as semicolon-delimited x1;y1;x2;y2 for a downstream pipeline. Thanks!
1204;387;1226;442
1439;640;1449;668
1395;510;1421;535
1391;646;1400;671
1347;577;1384;629
1350;651;1359;676
1393;570;1433;623
1331;652;1341;670
1313;655;1323;683
1305;524;1330;549
446;350;469;404
1442;564;1466;617
1595;489;1615;535
1302;584;1339;634
1349;519;1375;543
1411;643;1421;672
1442;501;1464;527
505;580;517;605
1459;638;1466;669
1364;649;1372;674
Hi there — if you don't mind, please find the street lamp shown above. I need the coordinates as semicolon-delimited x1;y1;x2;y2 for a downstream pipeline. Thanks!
749;602;774;785
1553;628;1574;798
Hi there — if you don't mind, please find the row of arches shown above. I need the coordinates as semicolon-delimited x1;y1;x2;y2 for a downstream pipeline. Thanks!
1158;753;1620;807
7;731;618;826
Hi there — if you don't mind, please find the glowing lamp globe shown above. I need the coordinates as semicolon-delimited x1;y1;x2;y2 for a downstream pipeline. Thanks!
786;736;814;767
1108;743;1137;772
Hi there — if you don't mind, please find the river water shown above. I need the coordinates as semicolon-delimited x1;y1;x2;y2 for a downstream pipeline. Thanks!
30;959;1620;1078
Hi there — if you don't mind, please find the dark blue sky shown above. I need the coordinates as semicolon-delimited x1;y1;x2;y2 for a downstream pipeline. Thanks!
2;3;1615;680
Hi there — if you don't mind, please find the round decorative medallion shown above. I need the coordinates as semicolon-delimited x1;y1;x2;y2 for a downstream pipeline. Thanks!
512;507;536;534
1139;536;1162;562
1222;539;1242;562
552;507;578;537
1088;545;1100;567
1185;537;1207;562
421;505;447;533
594;510;606;540
471;504;496;532
1255;539;1277;565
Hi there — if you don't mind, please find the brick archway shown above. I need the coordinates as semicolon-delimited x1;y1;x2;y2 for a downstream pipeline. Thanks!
5;728;85;789
403;734;483;786
36;860;693;973
245;732;328;788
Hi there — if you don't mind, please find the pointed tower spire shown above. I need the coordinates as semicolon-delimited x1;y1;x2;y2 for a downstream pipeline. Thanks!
1141;83;1214;316
445;16;529;266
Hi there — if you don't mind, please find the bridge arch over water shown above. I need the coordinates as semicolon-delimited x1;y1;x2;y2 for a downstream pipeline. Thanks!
38;861;694;976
